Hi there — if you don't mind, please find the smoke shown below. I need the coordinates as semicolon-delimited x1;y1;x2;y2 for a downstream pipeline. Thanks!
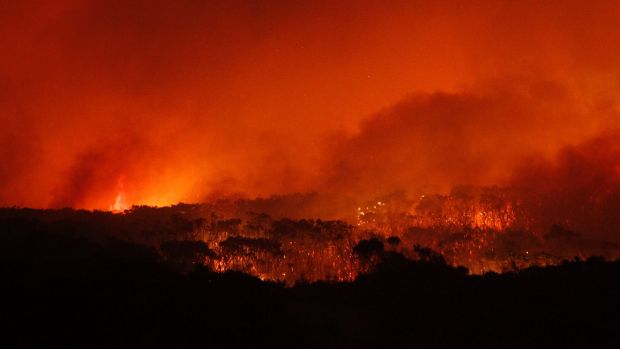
1;1;620;210
510;130;620;242
49;134;147;208
321;78;618;199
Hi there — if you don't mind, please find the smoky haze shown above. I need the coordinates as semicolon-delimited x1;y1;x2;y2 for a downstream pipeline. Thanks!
1;0;620;213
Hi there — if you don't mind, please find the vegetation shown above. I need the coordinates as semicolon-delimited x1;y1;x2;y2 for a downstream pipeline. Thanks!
1;206;619;347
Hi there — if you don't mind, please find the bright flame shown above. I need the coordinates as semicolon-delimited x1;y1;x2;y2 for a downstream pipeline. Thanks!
109;192;127;212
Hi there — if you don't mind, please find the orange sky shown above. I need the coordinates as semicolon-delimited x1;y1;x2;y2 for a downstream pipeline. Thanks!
1;0;620;209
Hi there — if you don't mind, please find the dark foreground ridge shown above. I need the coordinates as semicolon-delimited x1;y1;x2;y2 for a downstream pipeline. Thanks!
1;208;619;348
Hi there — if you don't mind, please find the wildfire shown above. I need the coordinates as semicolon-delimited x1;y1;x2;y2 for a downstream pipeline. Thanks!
109;192;128;213
108;175;129;213
91;193;620;284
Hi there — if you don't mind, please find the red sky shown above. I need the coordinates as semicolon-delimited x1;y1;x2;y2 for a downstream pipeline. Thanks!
1;0;620;209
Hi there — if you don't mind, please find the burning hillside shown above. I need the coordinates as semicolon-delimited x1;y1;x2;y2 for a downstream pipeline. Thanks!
4;2;620;346
4;177;617;285
1;0;620;282
160;190;619;280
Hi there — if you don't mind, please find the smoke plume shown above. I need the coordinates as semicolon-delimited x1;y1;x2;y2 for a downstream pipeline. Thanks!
1;0;620;213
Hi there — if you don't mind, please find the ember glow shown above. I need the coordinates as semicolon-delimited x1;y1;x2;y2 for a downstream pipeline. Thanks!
2;1;620;279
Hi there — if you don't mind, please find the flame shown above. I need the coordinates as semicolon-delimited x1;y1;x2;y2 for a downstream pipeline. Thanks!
109;192;128;213
109;175;128;212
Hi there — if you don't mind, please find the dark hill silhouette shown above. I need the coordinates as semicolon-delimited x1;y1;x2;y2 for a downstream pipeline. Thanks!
1;207;619;348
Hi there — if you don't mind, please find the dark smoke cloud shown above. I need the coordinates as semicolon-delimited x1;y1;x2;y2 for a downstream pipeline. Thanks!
321;78;618;200
511;130;620;242
49;134;149;208
1;1;620;210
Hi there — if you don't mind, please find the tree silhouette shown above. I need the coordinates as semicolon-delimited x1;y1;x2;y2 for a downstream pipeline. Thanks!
160;240;215;271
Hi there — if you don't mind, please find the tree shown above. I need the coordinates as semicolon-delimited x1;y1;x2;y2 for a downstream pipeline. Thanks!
160;240;215;272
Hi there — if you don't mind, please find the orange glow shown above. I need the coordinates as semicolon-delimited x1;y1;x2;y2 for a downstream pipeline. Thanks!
1;0;620;225
109;192;127;213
